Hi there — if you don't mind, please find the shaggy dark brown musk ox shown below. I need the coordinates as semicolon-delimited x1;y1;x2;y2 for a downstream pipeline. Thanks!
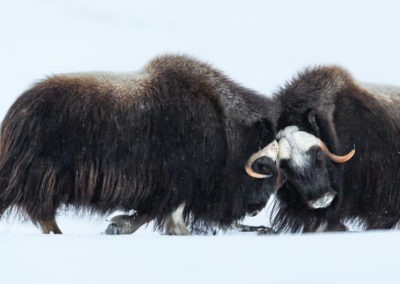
0;54;279;234
268;66;400;233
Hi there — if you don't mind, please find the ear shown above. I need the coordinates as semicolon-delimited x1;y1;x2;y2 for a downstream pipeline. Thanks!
306;109;340;152
307;110;322;137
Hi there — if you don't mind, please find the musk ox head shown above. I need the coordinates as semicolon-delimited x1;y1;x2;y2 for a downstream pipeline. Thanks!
244;139;279;216
275;126;355;209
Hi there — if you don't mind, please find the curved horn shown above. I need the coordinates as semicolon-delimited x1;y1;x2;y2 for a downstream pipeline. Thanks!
319;142;355;163
245;140;278;179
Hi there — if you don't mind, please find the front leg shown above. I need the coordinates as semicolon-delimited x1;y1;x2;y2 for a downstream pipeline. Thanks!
163;203;190;235
302;221;320;233
326;220;348;232
366;217;398;230
105;212;150;235
235;224;277;235
305;219;348;233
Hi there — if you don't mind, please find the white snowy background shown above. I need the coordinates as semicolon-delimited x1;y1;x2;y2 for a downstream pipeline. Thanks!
1;1;400;283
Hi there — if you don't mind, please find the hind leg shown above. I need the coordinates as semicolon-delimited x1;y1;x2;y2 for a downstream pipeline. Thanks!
38;219;62;234
25;205;62;234
0;206;6;219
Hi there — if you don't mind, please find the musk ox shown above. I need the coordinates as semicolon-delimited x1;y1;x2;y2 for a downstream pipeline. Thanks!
270;65;400;232
0;54;279;234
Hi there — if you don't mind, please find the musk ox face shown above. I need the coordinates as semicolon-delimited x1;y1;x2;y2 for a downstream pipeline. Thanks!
244;140;279;215
276;126;355;209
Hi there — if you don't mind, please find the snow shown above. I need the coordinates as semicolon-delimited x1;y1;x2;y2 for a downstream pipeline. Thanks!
1;1;400;283
2;230;400;284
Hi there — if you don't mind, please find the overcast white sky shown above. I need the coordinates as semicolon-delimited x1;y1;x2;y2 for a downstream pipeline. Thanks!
1;0;399;118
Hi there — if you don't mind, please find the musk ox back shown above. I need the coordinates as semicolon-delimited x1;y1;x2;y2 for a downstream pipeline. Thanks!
271;66;400;232
0;54;278;234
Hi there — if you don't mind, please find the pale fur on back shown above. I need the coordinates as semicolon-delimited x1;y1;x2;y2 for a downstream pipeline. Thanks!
62;54;269;126
357;81;400;103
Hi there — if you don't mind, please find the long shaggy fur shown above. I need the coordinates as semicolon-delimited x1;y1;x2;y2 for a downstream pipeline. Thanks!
272;66;400;232
0;54;277;232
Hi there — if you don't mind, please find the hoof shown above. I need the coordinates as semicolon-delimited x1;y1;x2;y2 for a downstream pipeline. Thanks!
105;222;125;235
104;213;148;235
235;224;277;235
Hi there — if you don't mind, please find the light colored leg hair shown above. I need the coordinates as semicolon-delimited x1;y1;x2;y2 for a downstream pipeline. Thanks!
164;203;190;235
39;219;62;234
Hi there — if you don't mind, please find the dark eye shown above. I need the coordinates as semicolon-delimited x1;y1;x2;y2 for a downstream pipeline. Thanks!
260;165;273;177
314;148;324;164
317;148;323;159
308;146;324;165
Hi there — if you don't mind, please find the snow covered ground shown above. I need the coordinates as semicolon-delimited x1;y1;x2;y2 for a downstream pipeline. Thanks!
1;0;400;283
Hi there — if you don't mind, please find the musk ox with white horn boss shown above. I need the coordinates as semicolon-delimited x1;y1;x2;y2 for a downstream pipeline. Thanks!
267;65;400;233
0;54;279;234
